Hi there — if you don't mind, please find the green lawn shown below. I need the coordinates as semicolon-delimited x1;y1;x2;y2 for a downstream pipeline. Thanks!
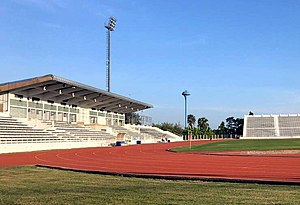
0;166;300;205
171;139;300;152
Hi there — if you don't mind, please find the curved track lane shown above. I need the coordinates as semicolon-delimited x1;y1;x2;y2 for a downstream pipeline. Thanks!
1;141;300;184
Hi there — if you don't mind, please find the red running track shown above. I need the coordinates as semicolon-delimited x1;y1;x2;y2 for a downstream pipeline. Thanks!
1;141;300;184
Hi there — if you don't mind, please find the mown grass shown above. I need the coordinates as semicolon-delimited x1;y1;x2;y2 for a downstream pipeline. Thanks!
0;166;300;205
171;139;300;152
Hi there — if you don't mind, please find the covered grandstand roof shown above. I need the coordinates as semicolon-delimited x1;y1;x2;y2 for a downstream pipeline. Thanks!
0;74;153;113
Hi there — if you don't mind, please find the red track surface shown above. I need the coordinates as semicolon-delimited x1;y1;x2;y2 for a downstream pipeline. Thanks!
1;141;300;184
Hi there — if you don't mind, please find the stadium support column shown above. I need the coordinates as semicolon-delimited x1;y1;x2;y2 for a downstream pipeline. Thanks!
104;16;117;92
182;90;191;128
243;115;248;138
274;115;280;137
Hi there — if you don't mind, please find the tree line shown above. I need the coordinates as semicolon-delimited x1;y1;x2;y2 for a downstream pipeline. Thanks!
126;113;244;139
180;114;244;140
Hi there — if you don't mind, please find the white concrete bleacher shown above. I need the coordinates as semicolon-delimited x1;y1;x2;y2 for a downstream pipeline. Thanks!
243;114;300;139
111;125;141;144
0;115;59;144
0;115;116;153
126;124;183;143
109;125;183;144
50;122;115;143
0;114;182;153
278;115;300;137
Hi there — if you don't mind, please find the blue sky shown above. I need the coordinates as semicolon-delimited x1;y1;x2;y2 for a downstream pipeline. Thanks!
0;0;300;128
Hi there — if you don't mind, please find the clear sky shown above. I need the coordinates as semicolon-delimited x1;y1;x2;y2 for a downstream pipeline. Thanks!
0;0;300;128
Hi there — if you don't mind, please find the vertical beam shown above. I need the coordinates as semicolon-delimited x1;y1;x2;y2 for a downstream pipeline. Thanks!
274;115;280;137
26;97;29;120
7;93;10;115
243;115;248;138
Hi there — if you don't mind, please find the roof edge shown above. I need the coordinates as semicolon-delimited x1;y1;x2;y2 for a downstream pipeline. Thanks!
0;74;54;94
0;74;153;109
51;75;153;108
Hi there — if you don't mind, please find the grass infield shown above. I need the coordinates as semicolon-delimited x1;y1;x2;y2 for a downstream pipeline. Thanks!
171;139;300;152
0;166;300;205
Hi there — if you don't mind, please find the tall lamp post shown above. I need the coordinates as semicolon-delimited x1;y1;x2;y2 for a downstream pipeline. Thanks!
105;16;117;92
182;90;190;128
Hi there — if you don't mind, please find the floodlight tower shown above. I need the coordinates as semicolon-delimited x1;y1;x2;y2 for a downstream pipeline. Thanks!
182;90;191;128
105;16;117;92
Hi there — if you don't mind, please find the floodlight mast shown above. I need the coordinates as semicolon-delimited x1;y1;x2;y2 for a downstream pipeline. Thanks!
182;90;191;129
105;16;117;92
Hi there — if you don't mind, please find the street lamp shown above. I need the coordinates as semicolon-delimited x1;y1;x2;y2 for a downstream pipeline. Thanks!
105;16;117;92
182;90;190;128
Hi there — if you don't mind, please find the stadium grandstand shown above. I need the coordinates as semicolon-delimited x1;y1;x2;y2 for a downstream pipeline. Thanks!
0;74;182;153
243;114;300;139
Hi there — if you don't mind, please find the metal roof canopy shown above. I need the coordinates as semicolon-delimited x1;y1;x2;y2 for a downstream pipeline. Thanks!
0;74;153;114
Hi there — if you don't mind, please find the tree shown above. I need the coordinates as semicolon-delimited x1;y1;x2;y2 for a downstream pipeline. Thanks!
152;122;184;136
125;113;141;125
235;118;244;136
206;128;215;139
218;121;226;138
225;117;244;138
225;117;235;134
180;114;217;140
197;117;209;136
187;114;196;128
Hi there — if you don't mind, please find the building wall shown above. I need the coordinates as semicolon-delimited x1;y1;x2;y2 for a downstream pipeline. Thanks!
0;93;125;126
